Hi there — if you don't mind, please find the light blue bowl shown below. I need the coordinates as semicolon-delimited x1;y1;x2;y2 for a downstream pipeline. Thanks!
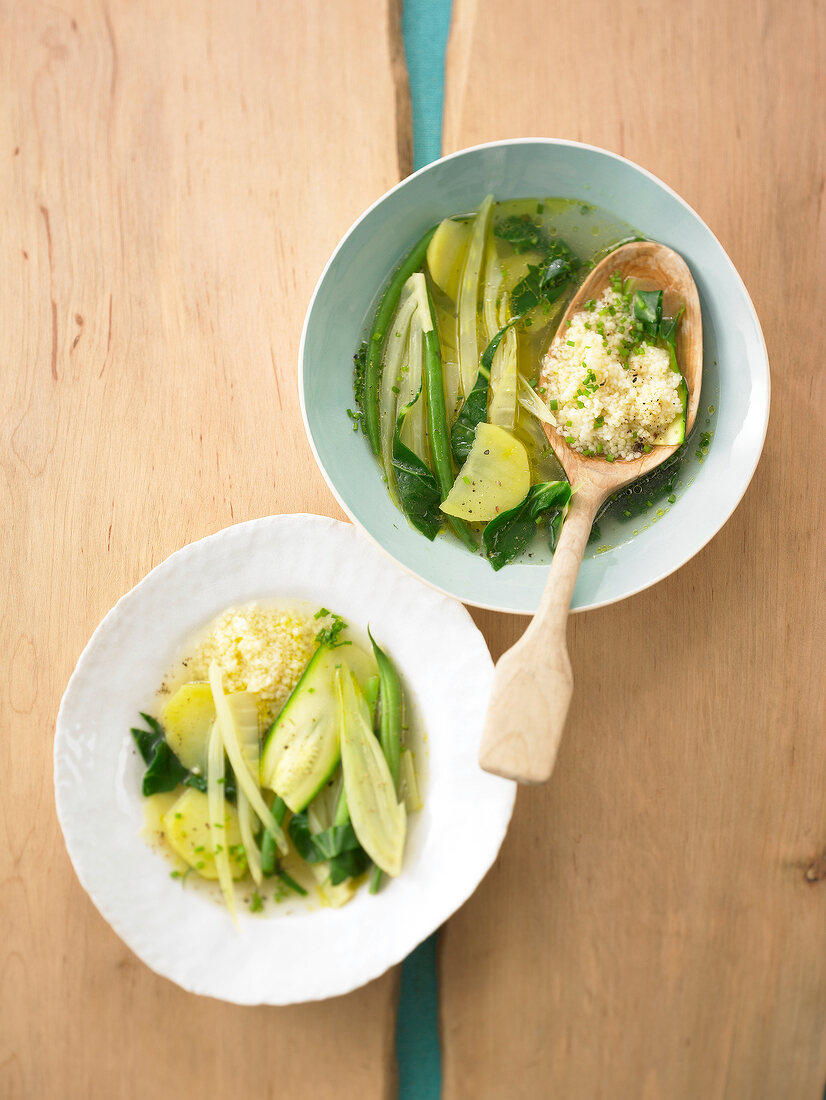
299;139;769;614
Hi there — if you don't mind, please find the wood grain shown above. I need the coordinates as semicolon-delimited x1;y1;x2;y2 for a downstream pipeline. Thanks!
0;2;409;1097
442;0;826;1096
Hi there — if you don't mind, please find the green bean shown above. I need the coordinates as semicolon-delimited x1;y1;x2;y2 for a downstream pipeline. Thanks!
368;629;403;894
365;227;437;455
423;289;477;551
363;674;380;728
368;630;402;786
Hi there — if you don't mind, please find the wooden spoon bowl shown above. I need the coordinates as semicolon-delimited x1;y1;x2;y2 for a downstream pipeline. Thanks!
479;241;702;784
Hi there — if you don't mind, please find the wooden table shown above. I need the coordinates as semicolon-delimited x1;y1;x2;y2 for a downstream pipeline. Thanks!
3;1;824;1097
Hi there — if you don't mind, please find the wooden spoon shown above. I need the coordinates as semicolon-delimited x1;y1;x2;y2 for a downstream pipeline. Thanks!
479;241;702;784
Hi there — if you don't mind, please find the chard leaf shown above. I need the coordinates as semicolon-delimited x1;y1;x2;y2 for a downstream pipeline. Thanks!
450;363;490;466
480;321;517;375
659;307;683;348
633;289;663;337
392;392;443;540
511;254;576;316
287;813;371;885
494;215;550;255
633;293;685;379
659;306;685;370
131;713;235;800
329;848;372;885
482;481;572;571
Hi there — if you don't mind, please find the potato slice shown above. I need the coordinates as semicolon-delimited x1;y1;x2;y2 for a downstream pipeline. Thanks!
161;682;215;772
426;217;472;302
440;423;530;521
162;788;247;880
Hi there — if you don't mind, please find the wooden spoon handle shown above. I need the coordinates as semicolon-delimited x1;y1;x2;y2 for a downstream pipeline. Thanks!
478;487;602;784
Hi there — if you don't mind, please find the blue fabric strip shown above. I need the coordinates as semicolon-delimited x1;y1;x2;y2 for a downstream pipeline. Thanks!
396;2;452;1097
403;0;452;173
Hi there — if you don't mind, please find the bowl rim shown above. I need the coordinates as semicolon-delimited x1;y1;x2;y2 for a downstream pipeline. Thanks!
298;137;771;615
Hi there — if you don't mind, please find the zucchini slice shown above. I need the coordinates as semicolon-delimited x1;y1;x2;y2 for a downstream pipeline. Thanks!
260;646;342;813
261;640;378;814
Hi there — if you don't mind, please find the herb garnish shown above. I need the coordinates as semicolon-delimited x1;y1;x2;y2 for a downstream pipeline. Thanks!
314;610;351;648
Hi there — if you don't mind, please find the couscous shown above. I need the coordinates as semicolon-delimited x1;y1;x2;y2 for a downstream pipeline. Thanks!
187;603;325;724
539;277;684;461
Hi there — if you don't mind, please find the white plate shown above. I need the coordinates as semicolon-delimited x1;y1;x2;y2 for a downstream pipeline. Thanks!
54;514;515;1004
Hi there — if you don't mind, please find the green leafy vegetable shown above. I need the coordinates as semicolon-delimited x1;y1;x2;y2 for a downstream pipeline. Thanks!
482;481;572;571
632;288;684;359
392;391;443;541
494;215;550;255
632;289;663;338
450;361;490;466
131;713;238;799
288;813;371;886
511;254;576;316
659;307;683;348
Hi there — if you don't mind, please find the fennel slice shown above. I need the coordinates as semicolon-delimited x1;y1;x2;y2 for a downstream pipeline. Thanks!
336;667;406;878
208;662;288;855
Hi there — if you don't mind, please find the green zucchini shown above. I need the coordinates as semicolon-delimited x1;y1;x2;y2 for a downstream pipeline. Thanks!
261;642;377;813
